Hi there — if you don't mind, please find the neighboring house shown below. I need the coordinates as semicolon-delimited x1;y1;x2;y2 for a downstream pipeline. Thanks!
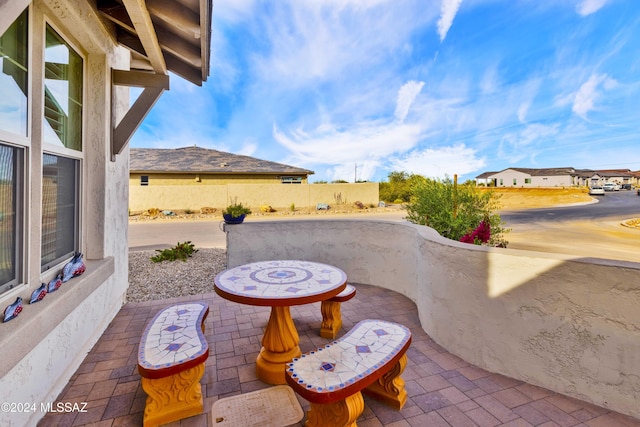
474;171;498;186
477;167;637;188
130;146;314;186
128;146;379;212
483;167;577;187
0;1;212;425
596;170;634;186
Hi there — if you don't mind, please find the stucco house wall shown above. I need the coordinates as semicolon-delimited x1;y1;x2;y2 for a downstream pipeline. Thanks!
225;220;640;419
490;169;573;187
0;0;205;425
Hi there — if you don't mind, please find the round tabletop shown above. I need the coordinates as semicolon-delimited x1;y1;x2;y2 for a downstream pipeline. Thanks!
214;260;347;307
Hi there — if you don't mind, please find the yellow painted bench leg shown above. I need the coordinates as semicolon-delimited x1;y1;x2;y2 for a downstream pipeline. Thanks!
363;354;408;409
141;363;205;427
320;300;342;339
305;391;364;427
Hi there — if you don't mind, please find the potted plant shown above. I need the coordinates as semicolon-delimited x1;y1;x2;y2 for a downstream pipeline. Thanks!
223;200;251;224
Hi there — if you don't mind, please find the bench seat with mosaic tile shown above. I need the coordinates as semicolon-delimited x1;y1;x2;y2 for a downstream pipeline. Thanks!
285;319;411;427
320;284;356;339
137;302;209;427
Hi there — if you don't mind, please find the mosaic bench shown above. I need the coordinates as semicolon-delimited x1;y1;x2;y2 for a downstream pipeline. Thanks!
137;302;209;427
285;319;411;427
320;284;356;339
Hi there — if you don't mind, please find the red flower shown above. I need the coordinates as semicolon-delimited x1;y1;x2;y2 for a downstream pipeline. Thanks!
460;220;491;245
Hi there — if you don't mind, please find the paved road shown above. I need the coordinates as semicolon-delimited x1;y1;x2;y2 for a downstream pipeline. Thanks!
129;195;640;263
501;190;640;223
501;191;640;263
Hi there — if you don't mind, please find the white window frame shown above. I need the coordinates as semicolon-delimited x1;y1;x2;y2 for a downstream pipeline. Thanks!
0;7;30;296
281;176;303;184
39;19;85;274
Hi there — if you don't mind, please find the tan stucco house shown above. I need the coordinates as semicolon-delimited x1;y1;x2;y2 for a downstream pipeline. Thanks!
0;1;212;425
130;146;314;186
128;146;383;212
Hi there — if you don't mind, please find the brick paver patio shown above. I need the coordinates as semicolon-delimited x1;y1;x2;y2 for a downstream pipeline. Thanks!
38;284;640;426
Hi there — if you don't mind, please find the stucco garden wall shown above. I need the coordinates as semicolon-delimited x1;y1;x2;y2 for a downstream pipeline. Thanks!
129;182;379;212
0;1;131;425
225;220;640;419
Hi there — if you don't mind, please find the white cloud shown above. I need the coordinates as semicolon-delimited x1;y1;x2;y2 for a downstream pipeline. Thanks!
576;0;608;16
572;73;618;119
389;144;485;179
498;123;560;163
438;0;463;42
273;120;423;166
517;102;530;123
253;2;434;86
394;81;425;122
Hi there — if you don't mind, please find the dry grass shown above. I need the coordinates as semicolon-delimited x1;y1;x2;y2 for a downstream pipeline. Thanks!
480;187;592;210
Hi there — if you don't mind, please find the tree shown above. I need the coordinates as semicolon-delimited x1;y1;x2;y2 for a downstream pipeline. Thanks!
379;171;425;203
405;177;508;247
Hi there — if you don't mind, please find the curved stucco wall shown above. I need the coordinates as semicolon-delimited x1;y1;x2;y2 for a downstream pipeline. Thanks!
225;219;640;419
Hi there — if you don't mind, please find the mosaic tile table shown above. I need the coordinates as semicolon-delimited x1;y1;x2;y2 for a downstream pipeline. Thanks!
214;260;347;384
285;319;412;427
137;302;209;427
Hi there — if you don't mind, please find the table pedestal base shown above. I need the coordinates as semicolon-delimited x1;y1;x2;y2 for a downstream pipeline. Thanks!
257;306;302;384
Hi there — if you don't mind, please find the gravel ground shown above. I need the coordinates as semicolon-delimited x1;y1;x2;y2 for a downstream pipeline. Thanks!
127;248;227;303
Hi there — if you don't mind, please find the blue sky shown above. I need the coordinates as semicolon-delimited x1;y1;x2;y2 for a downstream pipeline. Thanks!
131;0;640;183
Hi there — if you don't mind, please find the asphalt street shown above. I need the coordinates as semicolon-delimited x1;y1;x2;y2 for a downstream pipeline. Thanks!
128;195;640;263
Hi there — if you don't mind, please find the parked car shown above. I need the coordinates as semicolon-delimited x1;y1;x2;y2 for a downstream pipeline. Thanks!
589;186;605;196
621;183;631;190
603;183;616;191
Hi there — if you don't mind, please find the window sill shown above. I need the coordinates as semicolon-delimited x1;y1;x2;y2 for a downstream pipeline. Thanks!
0;257;115;378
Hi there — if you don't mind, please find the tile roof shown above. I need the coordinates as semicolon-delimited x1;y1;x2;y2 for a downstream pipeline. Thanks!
130;146;314;175
475;171;498;179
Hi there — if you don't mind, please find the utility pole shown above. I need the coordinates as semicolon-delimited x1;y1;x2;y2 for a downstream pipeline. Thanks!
354;163;362;182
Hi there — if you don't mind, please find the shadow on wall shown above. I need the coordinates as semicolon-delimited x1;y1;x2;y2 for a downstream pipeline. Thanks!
224;219;640;420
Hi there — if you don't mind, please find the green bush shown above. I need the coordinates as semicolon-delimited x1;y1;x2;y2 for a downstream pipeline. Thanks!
151;241;199;262
223;201;251;217
379;171;425;203
405;177;508;247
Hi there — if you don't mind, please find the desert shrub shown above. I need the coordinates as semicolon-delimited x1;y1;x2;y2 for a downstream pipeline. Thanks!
151;241;199;262
405;177;508;247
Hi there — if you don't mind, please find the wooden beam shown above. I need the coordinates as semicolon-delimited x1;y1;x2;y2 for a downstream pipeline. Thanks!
98;1;137;34
121;0;166;73
164;53;202;87
112;69;169;89
111;69;169;160
147;0;201;39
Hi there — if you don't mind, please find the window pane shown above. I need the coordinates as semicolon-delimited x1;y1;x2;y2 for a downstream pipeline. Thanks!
42;154;78;270
0;9;28;137
44;25;83;151
0;143;23;292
